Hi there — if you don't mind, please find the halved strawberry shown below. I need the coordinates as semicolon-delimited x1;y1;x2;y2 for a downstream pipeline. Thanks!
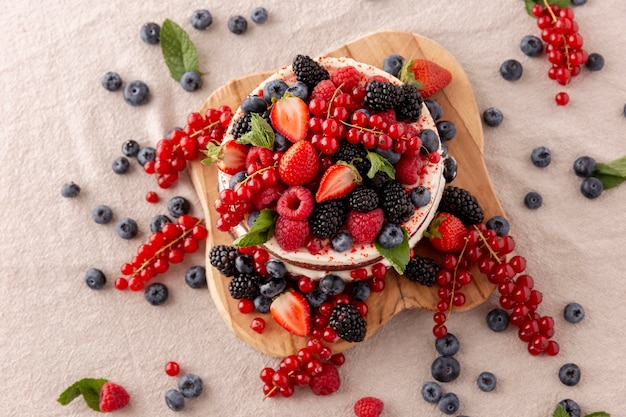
201;140;249;175
424;212;468;253
315;163;362;203
270;95;310;142
270;290;311;337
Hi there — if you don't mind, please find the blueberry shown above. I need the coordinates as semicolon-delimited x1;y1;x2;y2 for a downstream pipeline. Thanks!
571;0;586;4
482;107;504;127
558;399;582;417
476;371;497;392
229;171;248;189
150;214;172;232
524;191;543;209
116;217;138;239
137;146;156;166
259;277;286;298
520;35;544;57
531;146;551;167
167;196;191;218
263;79;289;103
559;363;581;386
420;381;442;403
123;80;150;106
443;156;457;183
287;81;309;100
382;54;404;77
241;95;268;114
305;287;328;308
178;373;203;398
61;182;81;198
273;132;289;152
165;389;185;412
377;223;404;249
585;53;604;71
144;282;168;306
265;259;287;279
435;333;460;356
247;211;260;228
486;308;510;332
318;274;345;296
564;302;585;323
190;9;212;30
431;355;461;382
436;120;456;142
121;140;140;158
112;156;130;174
419;129;440;153
254;295;272;313
92;205;113;224
573;156;596;177
580;177;603;199
180;71;202;92
486;215;510;236
250;7;269;24
331;232;353;252
101;71;122;91
411;186;432;207
228;15;248;35
440;142;448;158
352;280;371;302
500;59;523;81
375;147;402;164
623;103;626;118
185;266;207;289
424;99;443;120
235;255;254;274
437;392;460;415
140;22;160;44
85;268;106;290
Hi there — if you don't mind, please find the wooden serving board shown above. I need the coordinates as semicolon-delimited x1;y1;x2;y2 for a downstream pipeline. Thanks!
189;30;503;358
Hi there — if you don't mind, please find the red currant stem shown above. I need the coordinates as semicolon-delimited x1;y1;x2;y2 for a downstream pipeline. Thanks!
542;0;572;74
235;162;279;191
326;83;346;119
472;225;502;264
189;120;221;139
446;237;470;319
262;370;296;400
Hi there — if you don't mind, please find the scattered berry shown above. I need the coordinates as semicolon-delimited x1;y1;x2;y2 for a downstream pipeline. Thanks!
227;15;248;35
558;399;582;417
250;317;266;333
555;92;569;106
250;7;269;24
144;282;169;306
112;156;130;174
150;214;172;232
559;363;581;386
500;59;523;81
520;35;543;57
101;71;122;91
580;177;603;199
435;333;460;356
190;9;212;30
92;205;113;224
431;355;461;382
165;389;185;412
137;146;156;166
123;80;150;106
85;268;106;290
168;196;191;218
486;308;510;332
121;140;140;157
563;302;585;323
482;107;504;127
437;392;460;415
436;120;456;142
476;371;497;392
140;22;160;44
99;381;130;412
585;52;604;71
486;215;510;236
523;191;543;209
354;396;384;417
571;0;587;5
421;381;442;403
573;156;596;177
116;217;138;239
178;374;203;398
180;71;202;92
61;182;81;198
145;191;159;203
165;361;180;377
185;266;207;289
309;362;341;396
531;146;552;167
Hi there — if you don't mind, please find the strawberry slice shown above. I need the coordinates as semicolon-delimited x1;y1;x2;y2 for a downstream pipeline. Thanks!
270;95;310;143
315;163;362;203
270;290;311;337
201;140;249;175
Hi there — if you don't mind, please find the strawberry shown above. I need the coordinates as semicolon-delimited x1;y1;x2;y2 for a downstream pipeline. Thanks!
401;59;452;98
346;209;384;244
354;397;384;417
270;94;310;142
201;140;249;175
315;163;362;203
270;290;311;337
278;140;319;186
99;382;130;412
424;212;468;253
395;153;422;186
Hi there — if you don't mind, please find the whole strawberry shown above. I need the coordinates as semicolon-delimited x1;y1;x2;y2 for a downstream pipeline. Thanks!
58;378;130;413
400;58;452;98
354;396;384;417
278;140;319;186
424;212;468;253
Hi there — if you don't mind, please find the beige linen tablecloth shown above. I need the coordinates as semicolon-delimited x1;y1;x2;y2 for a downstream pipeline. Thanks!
2;1;625;416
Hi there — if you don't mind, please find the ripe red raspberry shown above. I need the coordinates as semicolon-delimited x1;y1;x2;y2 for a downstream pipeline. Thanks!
330;65;362;91
246;146;274;170
376;109;397;126
309;362;341;395
395;153;422;186
274;216;310;251
276;186;314;220
252;184;285;210
354;396;384;417
346;208;384;243
99;382;130;412
310;79;337;103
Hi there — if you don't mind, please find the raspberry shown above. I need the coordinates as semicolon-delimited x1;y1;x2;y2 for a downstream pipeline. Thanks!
252;184;285;210
245;146;274;170
330;65;362;91
310;79;337;103
309;362;341;396
99;382;130;412
274;216;310;251
276;186;314;220
346;209;384;244
354;397;384;417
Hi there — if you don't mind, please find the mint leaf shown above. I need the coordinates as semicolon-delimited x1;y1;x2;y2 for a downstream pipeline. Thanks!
58;378;107;411
524;0;539;16
236;113;275;149
549;0;571;8
233;209;277;247
585;412;611;417
596;155;626;177
200;142;222;166
553;405;570;417
375;227;410;274
593;172;625;190
366;151;396;179
160;19;200;82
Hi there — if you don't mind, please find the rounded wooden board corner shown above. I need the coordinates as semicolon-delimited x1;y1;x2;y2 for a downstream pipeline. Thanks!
189;31;504;357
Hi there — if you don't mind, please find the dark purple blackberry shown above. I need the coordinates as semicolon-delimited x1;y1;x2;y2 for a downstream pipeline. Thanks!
332;141;371;176
230;110;270;139
404;255;439;287
329;303;367;343
438;186;484;225
380;181;413;224
366;171;392;190
228;272;261;300
364;80;400;111
348;186;379;212
309;199;348;238
209;245;239;277
395;83;423;122
292;54;330;90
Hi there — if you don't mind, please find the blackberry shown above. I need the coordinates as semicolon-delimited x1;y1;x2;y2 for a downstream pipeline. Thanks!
228;272;261;300
366;171;392;190
231;110;270;139
329;303;367;343
292;54;330;90
309;199;347;238
332;141;371;176
395;83;423;122
380;181;413;224
348;186;379;212
438;186;484;225
364;80;400;111
209;245;239;277
404;255;439;287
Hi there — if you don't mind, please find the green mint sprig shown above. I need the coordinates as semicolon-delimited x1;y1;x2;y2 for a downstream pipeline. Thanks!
553;404;610;417
593;154;626;190
233;209;277;247
160;19;200;82
523;0;571;16
374;226;410;274
366;151;396;180
57;378;108;411
236;113;275;149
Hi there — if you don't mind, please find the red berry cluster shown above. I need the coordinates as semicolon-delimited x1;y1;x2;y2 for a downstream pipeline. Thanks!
114;215;208;291
143;106;233;188
531;3;588;106
432;223;558;356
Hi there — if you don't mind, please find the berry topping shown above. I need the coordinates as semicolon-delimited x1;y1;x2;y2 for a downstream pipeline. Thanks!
346;208;384;244
178;373;203;398
382;53;404;77
425;212;468;253
292;54;330;90
404;255;439;287
438;186;484;225
315;163;362;203
394;83;423;122
270;94;310;143
329;303;367;343
348;186;379;212
211;140;249;175
278;140;319;186
364;80;400;111
308;362;340;396
270;290;311;337
228;272;261;300
379;181;414;224
310;79;337;102
395;153;422;186
276;186;314;220
274;216;310;252
330;65;362;91
403;59;453;98
354;396;384;417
